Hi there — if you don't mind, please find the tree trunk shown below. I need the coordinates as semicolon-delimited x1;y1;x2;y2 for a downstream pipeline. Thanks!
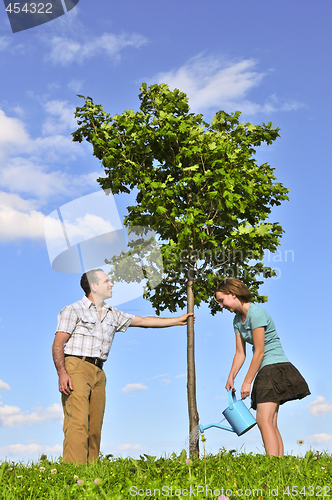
187;278;199;457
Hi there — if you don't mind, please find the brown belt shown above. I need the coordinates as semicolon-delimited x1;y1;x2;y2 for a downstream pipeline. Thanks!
65;354;104;369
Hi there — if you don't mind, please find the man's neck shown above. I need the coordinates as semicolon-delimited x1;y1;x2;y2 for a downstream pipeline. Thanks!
86;293;104;311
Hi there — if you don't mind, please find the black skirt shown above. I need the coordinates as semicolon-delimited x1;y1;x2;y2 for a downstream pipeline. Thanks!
251;362;310;410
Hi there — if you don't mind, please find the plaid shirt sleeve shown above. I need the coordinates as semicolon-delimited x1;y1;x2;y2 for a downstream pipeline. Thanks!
55;305;79;335
111;307;134;332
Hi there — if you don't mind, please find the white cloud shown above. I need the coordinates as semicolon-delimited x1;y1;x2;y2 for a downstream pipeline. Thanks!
0;37;10;52
306;433;332;444
64;213;116;243
0;403;63;427
175;374;186;379
148;373;170;380
116;443;147;453
121;383;148;393
0;380;10;390
11;106;25;117
147;374;172;385
42;100;77;135
0;105;83;163
47;32;148;66
0;182;110;243
0;105;102;243
38;403;63;422
0;160;66;199
154;53;303;115
308;396;332;417
156;55;263;108
68;80;84;93
0;204;45;241
0;159;97;199
0;443;62;457
0;36;30;56
44;211;118;259
0;99;105;242
31;134;84;162
0;109;30;149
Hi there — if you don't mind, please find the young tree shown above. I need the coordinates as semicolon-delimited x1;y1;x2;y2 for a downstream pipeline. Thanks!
72;83;289;457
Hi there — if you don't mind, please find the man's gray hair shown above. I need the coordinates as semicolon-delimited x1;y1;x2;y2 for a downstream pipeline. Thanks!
80;269;104;296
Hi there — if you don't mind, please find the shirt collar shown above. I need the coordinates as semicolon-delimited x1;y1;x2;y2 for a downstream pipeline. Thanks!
81;295;112;311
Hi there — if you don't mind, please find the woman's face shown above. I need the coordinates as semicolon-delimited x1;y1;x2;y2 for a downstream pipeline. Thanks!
215;291;240;313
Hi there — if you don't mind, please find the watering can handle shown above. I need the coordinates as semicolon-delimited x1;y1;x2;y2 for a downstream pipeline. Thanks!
228;389;237;410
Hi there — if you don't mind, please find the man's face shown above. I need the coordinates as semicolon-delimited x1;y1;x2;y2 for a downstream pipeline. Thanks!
92;271;114;300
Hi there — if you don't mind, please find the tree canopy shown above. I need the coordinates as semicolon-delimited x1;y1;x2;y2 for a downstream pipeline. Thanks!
73;82;289;314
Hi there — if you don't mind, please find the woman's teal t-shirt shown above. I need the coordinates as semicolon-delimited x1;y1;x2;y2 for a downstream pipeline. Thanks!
233;303;289;370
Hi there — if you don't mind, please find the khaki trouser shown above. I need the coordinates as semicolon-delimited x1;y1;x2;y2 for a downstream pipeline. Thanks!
61;356;106;464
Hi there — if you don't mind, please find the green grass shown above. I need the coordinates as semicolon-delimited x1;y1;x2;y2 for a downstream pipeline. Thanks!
0;449;331;499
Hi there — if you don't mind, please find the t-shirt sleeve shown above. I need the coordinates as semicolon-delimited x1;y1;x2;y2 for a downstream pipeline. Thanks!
112;308;135;333
249;306;269;330
233;315;241;334
55;305;78;335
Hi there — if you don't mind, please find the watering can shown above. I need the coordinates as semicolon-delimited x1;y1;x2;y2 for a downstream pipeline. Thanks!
199;389;256;436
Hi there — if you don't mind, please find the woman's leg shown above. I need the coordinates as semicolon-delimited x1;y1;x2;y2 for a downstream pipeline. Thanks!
256;402;283;456
272;406;284;456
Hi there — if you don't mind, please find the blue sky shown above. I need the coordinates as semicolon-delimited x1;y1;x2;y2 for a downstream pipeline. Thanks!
0;0;332;462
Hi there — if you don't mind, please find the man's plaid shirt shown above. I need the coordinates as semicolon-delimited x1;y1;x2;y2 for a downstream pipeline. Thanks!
56;295;134;361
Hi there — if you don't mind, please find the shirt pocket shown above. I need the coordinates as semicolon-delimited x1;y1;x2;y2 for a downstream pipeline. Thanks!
103;316;117;335
75;314;97;335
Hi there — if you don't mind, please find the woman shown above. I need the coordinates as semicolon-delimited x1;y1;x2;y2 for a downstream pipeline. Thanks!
215;278;310;456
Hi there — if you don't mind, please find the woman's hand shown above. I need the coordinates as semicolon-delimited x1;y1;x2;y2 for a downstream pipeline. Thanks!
225;376;235;392
240;381;251;399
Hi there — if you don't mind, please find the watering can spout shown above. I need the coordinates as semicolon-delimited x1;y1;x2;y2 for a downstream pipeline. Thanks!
199;423;234;433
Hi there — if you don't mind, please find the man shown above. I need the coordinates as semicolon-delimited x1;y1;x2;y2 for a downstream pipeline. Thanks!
52;268;193;464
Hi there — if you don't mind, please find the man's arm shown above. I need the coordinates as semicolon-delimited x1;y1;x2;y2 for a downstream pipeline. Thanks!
130;312;194;328
52;331;73;395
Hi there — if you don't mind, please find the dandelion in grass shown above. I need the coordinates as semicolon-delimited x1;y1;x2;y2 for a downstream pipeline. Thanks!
297;439;304;457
